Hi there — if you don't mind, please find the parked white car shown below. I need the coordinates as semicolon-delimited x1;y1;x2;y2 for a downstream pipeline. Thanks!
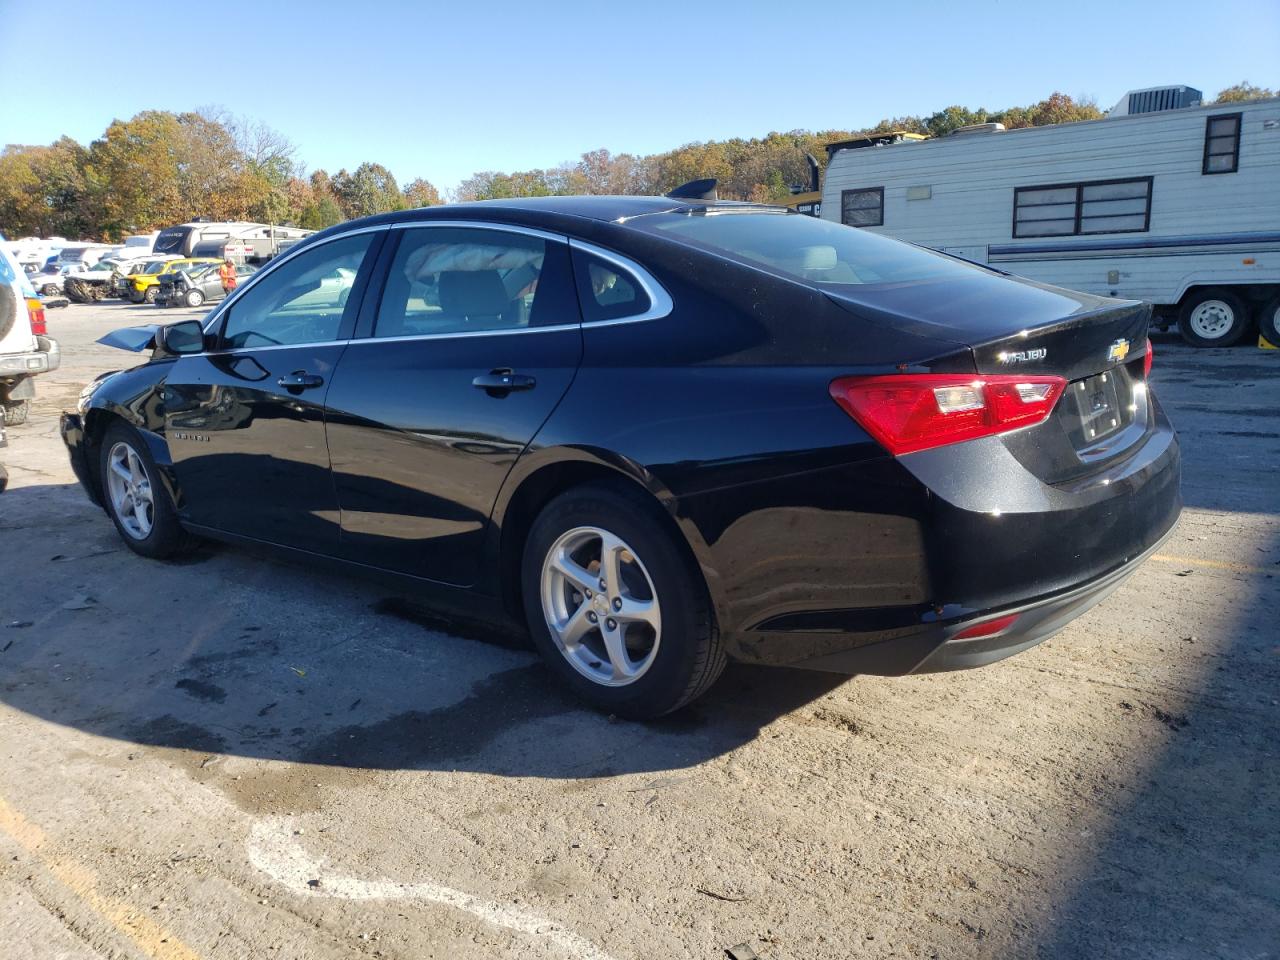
0;234;60;426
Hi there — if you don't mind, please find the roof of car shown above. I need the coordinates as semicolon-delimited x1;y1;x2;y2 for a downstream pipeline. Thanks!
347;195;782;228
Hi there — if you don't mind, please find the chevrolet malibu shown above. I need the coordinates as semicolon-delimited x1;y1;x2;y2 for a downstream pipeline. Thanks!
61;193;1181;718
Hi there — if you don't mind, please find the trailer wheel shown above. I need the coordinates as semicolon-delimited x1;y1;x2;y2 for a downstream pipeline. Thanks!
1179;288;1250;348
1259;294;1280;348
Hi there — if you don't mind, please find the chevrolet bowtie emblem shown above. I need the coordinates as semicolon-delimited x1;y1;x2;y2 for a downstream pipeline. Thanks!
1107;338;1131;362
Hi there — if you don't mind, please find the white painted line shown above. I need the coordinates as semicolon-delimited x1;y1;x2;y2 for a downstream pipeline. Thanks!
247;818;617;960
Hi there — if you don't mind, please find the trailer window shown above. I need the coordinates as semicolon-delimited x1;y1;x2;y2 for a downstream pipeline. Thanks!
1203;113;1241;174
1013;177;1152;238
840;188;884;227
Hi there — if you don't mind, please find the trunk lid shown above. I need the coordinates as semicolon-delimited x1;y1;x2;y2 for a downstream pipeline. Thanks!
825;271;1154;477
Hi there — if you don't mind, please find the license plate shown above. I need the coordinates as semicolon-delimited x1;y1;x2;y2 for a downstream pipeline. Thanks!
1070;373;1121;445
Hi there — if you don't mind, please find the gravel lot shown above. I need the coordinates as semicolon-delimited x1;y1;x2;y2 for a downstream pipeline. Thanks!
1;300;1277;960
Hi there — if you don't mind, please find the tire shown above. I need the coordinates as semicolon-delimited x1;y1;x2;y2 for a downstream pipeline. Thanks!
143;287;158;304
98;421;195;559
1259;294;1280;348
3;399;29;426
1179;287;1251;347
521;481;725;718
0;283;16;339
185;288;205;307
41;283;60;297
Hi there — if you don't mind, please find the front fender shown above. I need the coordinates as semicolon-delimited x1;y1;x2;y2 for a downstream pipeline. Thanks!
81;359;179;504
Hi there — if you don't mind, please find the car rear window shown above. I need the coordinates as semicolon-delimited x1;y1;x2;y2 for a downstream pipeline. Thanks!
637;210;981;286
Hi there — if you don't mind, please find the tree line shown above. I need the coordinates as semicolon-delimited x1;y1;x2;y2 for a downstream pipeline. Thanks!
1;83;1271;241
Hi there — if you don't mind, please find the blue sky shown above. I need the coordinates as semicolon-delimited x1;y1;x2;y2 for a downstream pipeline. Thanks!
1;0;1276;193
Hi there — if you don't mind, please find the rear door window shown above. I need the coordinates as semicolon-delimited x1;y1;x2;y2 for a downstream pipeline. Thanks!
372;227;578;338
570;250;651;322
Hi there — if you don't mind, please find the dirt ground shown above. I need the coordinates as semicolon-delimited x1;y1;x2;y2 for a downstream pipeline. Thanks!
1;300;1277;960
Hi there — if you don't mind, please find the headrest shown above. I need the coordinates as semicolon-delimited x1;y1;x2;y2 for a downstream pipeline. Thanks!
438;270;509;316
800;245;838;271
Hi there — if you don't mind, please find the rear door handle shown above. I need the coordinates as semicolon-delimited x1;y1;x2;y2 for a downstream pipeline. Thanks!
277;371;325;390
472;369;536;395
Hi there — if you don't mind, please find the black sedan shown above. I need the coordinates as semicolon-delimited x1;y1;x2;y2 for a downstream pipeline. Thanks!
61;194;1181;717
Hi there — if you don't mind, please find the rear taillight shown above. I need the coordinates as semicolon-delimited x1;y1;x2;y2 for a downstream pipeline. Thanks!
25;298;46;337
1143;338;1153;379
830;373;1067;456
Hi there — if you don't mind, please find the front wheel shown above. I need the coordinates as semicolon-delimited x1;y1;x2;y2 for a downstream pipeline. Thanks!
185;288;205;307
521;482;725;718
3;399;29;426
1179;288;1250;347
41;283;60;297
143;287;158;304
99;422;194;559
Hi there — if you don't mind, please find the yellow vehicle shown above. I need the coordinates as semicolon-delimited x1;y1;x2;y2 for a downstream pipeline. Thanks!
125;258;221;304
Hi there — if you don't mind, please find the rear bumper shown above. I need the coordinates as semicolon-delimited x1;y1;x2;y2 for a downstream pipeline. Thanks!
793;524;1174;675
0;336;60;377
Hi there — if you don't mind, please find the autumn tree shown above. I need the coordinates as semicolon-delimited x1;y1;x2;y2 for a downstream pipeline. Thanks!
332;163;405;218
1214;81;1276;103
0;138;91;238
402;177;442;208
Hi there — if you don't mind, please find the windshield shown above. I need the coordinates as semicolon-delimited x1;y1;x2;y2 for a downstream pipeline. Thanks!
142;260;170;274
637;209;982;286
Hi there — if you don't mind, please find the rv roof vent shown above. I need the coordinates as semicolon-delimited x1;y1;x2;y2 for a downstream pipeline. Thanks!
1109;85;1203;116
950;122;1006;137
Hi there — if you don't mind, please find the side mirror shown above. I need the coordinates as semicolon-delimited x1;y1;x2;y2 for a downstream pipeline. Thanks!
156;320;205;356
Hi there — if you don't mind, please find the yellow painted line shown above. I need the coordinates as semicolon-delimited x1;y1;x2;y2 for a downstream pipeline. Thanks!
1152;553;1273;575
0;793;203;960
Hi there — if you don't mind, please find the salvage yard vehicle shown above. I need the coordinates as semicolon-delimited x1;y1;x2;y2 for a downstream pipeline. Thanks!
63;254;157;302
124;257;219;303
30;262;79;297
1;234;60;426
115;258;177;299
155;262;259;307
62;192;1182;718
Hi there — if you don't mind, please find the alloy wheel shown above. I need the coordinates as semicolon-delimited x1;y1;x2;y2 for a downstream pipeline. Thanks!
105;441;155;540
539;525;662;686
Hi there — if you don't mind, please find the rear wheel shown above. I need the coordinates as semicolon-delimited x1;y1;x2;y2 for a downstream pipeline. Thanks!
1259;294;1280;348
522;482;725;718
1179;288;1250;347
99;422;194;559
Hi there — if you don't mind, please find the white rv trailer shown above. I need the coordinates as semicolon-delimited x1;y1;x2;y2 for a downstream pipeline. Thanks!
820;86;1280;347
153;221;313;262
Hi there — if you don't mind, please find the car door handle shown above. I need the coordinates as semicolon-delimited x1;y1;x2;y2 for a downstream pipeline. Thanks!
277;371;325;390
472;369;536;395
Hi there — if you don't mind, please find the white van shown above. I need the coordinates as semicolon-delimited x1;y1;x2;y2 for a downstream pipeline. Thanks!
53;242;116;270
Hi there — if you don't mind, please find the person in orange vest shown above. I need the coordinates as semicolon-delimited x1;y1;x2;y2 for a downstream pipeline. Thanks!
218;258;237;299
